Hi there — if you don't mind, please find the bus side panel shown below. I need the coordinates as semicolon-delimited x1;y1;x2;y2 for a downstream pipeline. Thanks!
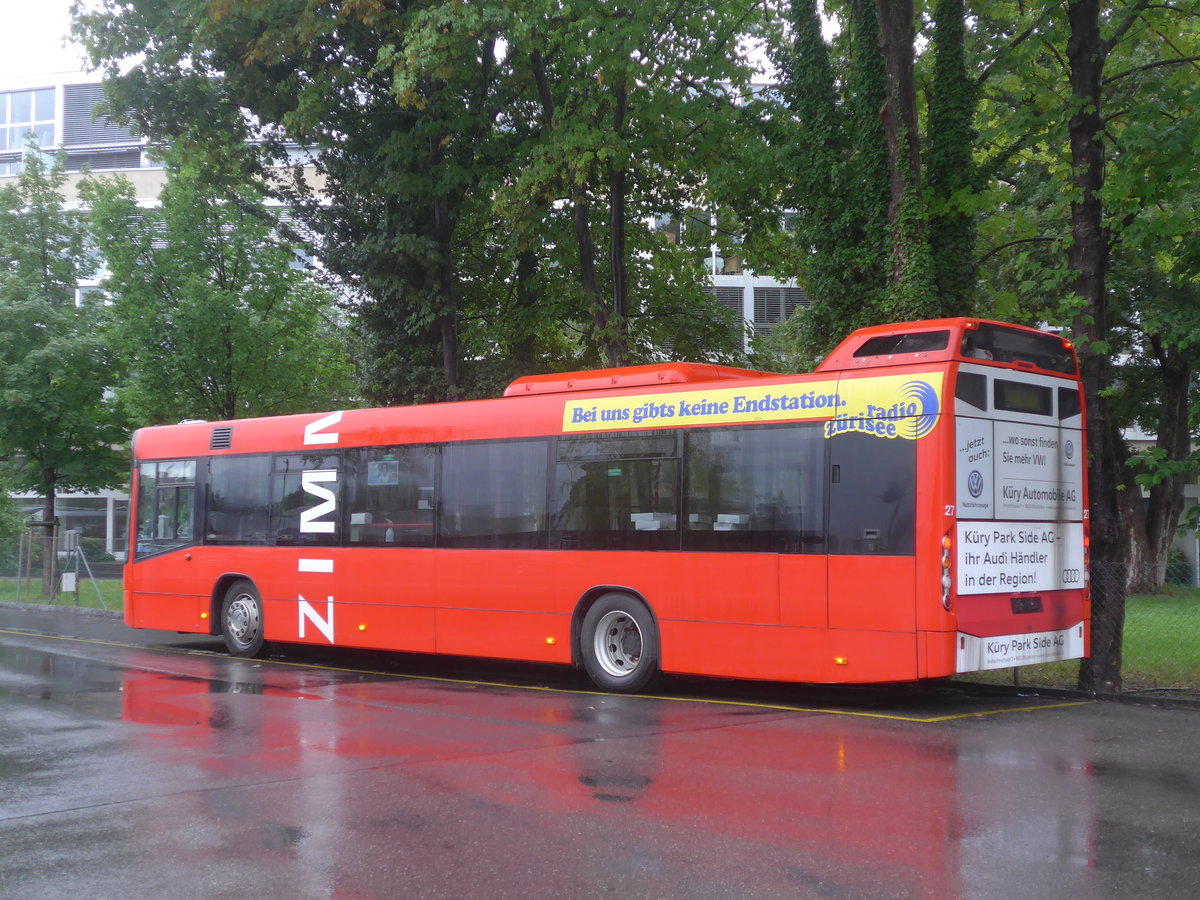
827;556;915;632
658;621;829;682
255;548;438;653
660;622;920;683
779;555;829;628
336;549;437;653
125;552;209;633
437;549;566;615
545;551;782;627
825;629;919;682
433;609;572;664
657;554;780;625
126;589;208;633
434;549;570;662
919;630;958;679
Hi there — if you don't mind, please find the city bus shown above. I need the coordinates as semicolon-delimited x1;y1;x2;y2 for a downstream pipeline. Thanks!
126;317;1089;692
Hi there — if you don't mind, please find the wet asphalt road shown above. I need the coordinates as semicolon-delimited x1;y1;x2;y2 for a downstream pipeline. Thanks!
1;605;1198;900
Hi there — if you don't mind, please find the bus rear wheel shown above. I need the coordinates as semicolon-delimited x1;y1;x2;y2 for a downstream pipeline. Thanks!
581;593;659;693
221;580;265;657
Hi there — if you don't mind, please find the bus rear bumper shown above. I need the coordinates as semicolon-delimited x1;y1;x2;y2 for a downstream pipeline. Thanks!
956;621;1086;673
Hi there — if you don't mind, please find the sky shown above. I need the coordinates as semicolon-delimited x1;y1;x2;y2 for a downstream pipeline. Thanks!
0;0;90;80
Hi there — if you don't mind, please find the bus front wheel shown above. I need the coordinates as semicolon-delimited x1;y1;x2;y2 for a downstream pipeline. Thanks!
221;580;266;657
581;593;659;693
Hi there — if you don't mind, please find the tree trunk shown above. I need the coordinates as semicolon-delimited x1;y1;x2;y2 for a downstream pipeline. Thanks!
1120;456;1153;594
40;488;57;598
606;81;630;368
432;186;459;395
1066;0;1125;693
872;0;936;315
574;185;609;356
531;49;612;367
511;248;540;372
874;0;923;277
1144;351;1192;585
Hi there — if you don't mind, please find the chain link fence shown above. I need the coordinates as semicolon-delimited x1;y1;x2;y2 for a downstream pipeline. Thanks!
952;560;1200;698
0;529;122;608
2;536;1197;695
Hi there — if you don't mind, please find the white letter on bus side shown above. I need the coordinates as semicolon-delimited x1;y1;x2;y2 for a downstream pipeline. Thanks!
298;594;335;644
304;411;342;446
301;470;338;533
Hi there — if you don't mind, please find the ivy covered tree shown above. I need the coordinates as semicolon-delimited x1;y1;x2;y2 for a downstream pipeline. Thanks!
0;147;127;594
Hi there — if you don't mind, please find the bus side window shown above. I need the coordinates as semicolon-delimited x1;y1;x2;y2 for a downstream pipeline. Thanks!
206;456;270;545
270;453;341;546
684;424;825;553
439;440;548;549
551;433;678;551
346;445;437;546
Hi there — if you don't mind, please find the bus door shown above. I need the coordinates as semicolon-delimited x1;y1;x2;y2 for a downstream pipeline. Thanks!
826;430;919;634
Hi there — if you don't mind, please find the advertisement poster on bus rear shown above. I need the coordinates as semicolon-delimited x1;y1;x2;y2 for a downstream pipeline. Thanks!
955;521;1086;595
955;418;1084;522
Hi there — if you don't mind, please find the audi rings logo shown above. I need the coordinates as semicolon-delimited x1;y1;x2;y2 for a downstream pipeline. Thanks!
967;470;985;498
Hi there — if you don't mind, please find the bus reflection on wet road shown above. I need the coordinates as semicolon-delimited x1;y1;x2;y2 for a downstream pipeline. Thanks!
1;630;1197;900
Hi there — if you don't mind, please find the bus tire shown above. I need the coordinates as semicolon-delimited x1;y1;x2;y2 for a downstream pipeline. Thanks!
581;593;659;693
221;579;266;658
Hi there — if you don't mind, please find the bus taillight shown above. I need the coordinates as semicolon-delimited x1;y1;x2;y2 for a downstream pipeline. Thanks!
941;534;953;610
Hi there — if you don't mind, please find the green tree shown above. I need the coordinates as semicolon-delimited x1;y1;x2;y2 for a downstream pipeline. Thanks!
969;0;1200;689
503;0;758;367
749;0;894;365
82;159;356;423
0;147;128;594
75;0;507;403
73;0;762;401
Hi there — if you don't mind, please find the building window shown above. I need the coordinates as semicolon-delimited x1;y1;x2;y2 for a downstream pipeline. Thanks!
63;83;136;146
0;88;55;175
753;287;808;335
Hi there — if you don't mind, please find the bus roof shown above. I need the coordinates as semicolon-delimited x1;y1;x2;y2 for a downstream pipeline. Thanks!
503;362;776;397
815;318;1078;376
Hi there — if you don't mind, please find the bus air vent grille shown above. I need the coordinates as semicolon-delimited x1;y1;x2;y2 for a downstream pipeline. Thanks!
210;427;233;450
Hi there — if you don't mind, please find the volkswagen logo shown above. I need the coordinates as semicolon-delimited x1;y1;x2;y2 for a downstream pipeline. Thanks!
967;470;985;498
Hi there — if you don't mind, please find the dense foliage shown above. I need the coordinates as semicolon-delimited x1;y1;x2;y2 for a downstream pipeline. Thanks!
82;155;357;424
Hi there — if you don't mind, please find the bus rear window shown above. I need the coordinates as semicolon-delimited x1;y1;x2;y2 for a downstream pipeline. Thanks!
961;324;1075;373
995;379;1052;416
854;331;949;357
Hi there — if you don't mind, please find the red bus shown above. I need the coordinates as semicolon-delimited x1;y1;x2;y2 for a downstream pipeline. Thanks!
126;317;1089;692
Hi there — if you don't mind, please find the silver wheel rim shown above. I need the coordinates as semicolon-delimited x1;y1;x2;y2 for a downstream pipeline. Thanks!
227;593;261;648
593;610;642;679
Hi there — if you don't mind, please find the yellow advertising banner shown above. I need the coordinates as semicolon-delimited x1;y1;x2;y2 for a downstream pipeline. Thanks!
561;372;943;439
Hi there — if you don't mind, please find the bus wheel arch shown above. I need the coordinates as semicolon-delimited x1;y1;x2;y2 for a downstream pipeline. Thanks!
575;589;660;693
219;577;266;658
